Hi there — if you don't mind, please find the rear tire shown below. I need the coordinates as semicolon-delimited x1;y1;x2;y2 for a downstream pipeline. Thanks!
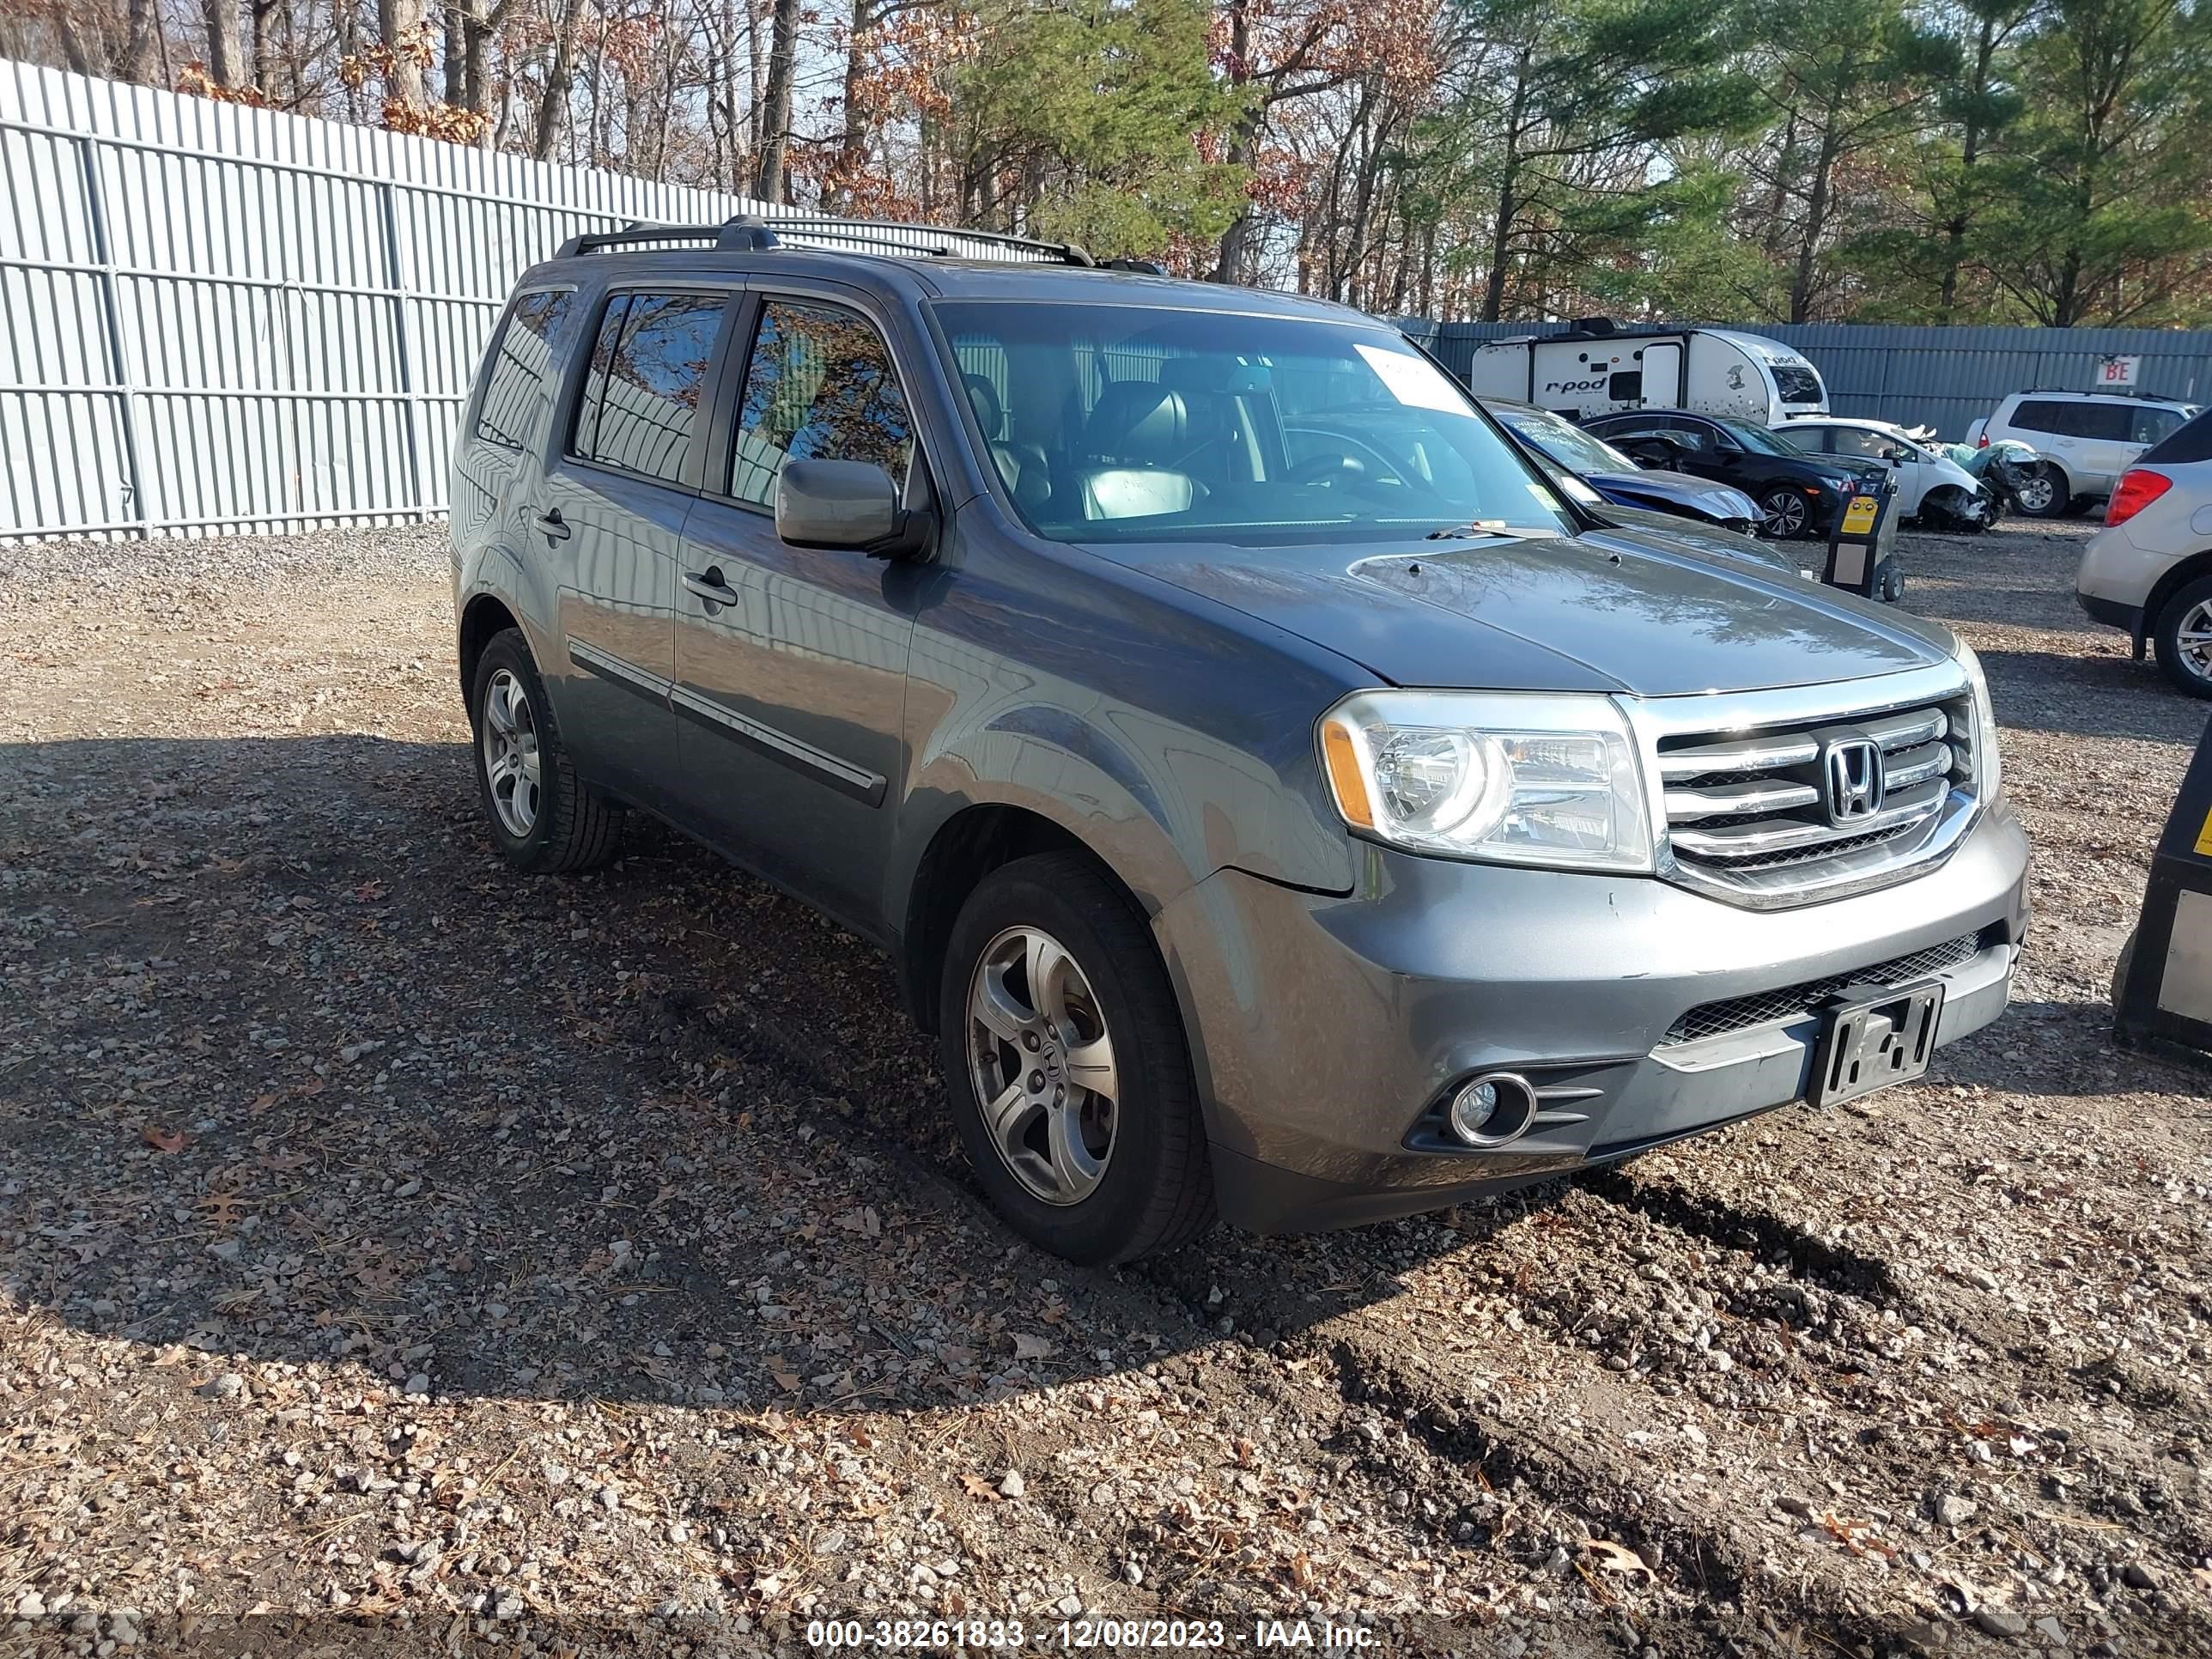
469;629;624;872
2152;576;2212;700
2014;464;2069;518
938;851;1213;1264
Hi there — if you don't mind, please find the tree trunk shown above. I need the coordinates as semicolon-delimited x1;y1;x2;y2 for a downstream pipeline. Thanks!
1937;11;2002;320
828;0;878;210
205;0;245;86
753;0;803;203
118;0;161;83
1480;51;1532;322
1790;102;1846;324
443;3;466;105
1210;0;1255;283
251;0;278;96
463;3;492;116
532;0;587;162
380;0;427;107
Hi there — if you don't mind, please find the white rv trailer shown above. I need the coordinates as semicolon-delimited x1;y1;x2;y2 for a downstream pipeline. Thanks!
1455;319;1831;425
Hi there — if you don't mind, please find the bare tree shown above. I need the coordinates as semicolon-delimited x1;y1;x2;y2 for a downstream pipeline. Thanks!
753;0;800;201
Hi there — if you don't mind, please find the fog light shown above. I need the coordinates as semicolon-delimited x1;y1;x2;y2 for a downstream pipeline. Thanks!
1446;1072;1535;1146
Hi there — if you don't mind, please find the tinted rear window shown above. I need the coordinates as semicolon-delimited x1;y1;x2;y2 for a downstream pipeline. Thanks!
572;291;727;483
2010;399;2075;435
475;290;573;451
2142;407;2212;466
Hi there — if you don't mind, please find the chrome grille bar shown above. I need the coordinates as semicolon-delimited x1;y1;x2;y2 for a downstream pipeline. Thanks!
1634;666;1983;908
1668;779;1947;860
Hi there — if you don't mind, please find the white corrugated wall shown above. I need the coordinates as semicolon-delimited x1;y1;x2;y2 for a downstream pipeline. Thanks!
0;58;770;541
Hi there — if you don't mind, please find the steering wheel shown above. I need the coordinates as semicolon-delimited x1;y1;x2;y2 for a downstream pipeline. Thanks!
1284;451;1371;486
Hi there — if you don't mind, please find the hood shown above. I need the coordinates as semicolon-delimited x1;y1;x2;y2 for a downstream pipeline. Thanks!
1090;527;1956;696
1927;455;1983;492
1583;469;1759;521
1581;502;1800;575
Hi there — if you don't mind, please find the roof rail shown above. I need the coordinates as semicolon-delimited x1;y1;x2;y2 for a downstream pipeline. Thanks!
554;212;1103;267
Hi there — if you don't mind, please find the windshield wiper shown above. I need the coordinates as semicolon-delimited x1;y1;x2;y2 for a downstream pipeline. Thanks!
1424;521;1559;541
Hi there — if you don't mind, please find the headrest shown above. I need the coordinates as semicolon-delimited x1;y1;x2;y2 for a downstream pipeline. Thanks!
963;374;1003;440
1158;356;1272;396
1085;383;1188;465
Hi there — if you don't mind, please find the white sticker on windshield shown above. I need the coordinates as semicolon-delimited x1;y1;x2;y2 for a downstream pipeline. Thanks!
1355;343;1468;413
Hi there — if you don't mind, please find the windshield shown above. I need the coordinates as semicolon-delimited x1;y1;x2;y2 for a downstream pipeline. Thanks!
1490;405;1641;475
1706;414;1802;457
932;301;1572;545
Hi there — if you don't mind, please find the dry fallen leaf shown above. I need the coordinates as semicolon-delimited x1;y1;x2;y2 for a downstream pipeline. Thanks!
1012;1333;1056;1361
141;1124;187;1153
1583;1539;1652;1578
957;1473;1001;1502
771;1370;801;1393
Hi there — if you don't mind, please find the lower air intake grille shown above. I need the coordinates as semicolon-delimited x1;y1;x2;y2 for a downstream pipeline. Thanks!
1662;930;1990;1045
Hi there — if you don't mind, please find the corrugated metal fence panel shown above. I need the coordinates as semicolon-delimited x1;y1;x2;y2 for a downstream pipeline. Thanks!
0;58;779;540
1408;319;2212;441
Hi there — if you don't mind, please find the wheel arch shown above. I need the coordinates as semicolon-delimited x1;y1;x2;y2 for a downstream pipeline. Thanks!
896;799;1149;1034
459;592;523;701
2145;550;2212;645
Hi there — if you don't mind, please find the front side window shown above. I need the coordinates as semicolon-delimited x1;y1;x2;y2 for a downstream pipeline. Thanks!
730;299;913;507
1826;426;1899;461
1702;414;1799;456
571;291;727;483
932;301;1571;545
475;289;574;451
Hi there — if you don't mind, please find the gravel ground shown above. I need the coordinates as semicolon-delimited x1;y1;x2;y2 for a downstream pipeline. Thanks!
1;520;2208;1659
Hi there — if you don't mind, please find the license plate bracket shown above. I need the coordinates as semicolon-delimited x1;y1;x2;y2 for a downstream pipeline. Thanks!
1809;978;1946;1108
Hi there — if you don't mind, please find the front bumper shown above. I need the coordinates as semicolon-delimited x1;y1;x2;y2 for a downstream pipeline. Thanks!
1154;800;2031;1234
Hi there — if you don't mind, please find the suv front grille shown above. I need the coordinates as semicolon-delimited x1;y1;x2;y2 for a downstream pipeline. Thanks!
1662;929;1990;1044
1654;685;1981;906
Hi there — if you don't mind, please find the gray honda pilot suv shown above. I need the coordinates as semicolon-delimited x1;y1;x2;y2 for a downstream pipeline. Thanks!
451;216;2030;1264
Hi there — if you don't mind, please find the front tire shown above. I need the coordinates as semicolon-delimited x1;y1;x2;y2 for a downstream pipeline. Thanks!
2152;576;2212;700
2014;464;2068;518
1759;487;1810;539
938;852;1213;1264
469;629;624;872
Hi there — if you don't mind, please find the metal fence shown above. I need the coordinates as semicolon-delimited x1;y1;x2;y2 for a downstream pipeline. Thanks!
0;61;1044;543
1404;319;2212;441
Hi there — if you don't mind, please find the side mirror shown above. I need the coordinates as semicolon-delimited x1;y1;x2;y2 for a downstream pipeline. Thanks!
1881;446;1911;465
775;459;933;559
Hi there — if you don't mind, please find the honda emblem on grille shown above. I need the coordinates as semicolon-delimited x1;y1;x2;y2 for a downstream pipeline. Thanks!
1822;736;1886;825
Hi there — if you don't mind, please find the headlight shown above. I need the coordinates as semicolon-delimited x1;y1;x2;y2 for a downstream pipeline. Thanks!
1319;691;1654;872
1954;641;2003;803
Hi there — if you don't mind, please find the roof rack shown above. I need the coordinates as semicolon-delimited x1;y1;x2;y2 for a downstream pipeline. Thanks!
553;212;1112;268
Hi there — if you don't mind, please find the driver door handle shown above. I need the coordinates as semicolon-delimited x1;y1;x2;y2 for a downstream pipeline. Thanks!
532;507;570;541
684;568;737;607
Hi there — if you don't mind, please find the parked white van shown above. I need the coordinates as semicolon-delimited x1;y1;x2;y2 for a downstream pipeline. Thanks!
1457;320;1831;426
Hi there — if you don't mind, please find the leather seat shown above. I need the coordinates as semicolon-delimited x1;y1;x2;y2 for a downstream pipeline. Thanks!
1075;383;1202;520
965;373;1050;514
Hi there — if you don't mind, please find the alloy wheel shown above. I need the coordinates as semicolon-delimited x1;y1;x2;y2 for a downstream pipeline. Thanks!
481;667;542;836
2177;599;2212;684
1760;489;1808;538
2014;470;2057;514
966;925;1120;1206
